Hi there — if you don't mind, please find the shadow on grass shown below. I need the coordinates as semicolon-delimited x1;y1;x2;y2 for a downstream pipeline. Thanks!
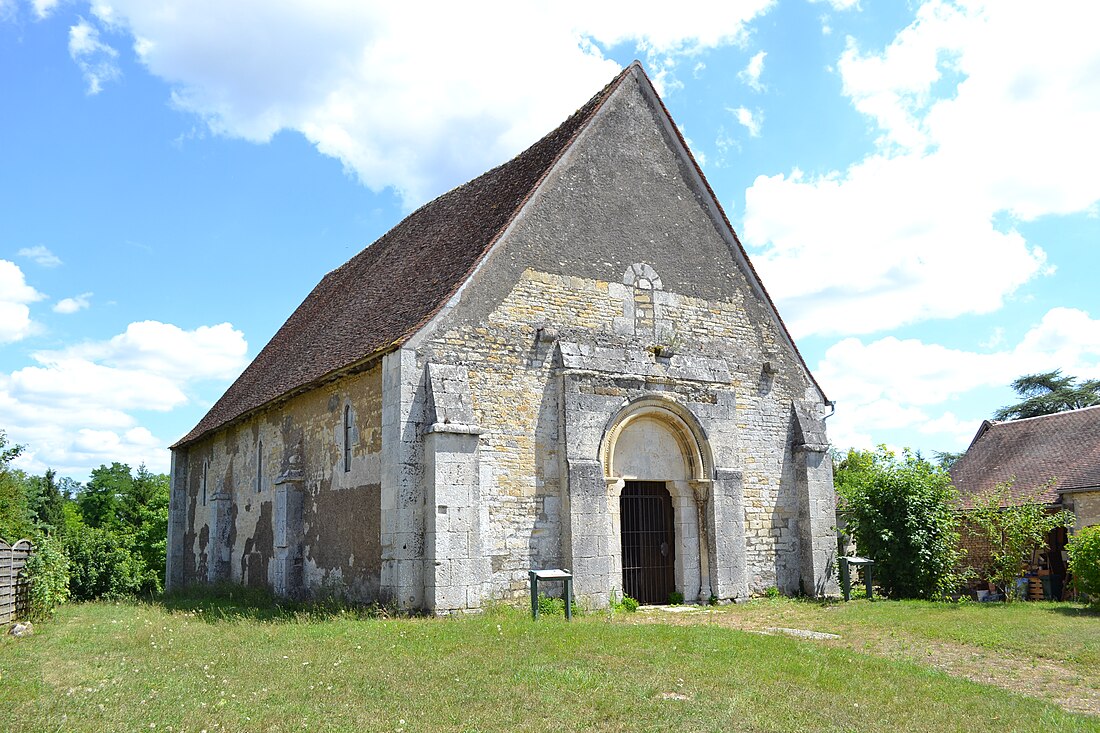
1041;603;1100;619
153;583;393;624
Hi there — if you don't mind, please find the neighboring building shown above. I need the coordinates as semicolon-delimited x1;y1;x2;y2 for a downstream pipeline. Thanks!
950;405;1100;592
165;62;839;613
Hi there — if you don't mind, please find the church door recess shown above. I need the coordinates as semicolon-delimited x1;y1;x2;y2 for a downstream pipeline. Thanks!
620;481;676;605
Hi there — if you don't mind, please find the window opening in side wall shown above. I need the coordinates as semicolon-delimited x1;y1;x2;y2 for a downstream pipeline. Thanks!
256;439;263;493
343;404;352;473
201;460;208;506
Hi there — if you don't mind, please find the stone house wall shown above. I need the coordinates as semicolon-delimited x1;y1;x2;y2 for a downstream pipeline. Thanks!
171;364;385;601
1066;490;1100;530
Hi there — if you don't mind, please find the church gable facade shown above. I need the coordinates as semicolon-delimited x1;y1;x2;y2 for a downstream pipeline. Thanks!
167;63;839;611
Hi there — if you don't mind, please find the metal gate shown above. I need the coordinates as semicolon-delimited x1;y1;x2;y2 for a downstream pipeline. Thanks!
620;481;675;605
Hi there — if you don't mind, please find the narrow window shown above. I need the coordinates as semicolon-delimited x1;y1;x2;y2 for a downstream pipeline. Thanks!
256;439;263;493
343;404;353;473
201;460;208;506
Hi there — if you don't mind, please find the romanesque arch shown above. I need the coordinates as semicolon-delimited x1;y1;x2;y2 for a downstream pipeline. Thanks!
599;395;715;604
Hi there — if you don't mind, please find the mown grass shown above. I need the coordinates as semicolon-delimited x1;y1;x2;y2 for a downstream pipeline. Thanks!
712;597;1100;674
1;592;1097;733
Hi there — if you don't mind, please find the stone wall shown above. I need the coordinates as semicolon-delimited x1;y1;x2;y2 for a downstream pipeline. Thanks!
1069;490;1100;529
408;70;837;606
419;266;833;603
172;364;384;601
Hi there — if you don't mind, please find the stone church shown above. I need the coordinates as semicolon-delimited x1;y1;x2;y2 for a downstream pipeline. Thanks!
166;62;839;611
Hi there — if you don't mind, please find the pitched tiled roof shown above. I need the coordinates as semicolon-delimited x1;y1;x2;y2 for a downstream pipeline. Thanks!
173;65;634;448
950;405;1100;506
174;61;826;449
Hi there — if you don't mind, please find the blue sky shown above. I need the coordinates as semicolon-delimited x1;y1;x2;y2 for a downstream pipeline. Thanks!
1;0;1098;481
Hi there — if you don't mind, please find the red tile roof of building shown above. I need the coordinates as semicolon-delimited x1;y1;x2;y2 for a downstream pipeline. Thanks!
949;405;1100;506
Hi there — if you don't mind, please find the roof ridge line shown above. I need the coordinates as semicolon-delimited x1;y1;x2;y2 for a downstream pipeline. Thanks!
989;402;1100;427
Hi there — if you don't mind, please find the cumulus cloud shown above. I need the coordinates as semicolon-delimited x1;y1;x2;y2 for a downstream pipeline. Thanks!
55;0;771;207
69;18;120;94
2;320;248;475
0;260;45;343
54;292;92;314
819;307;1100;452
730;106;763;137
743;1;1100;338
738;51;767;92
17;245;62;267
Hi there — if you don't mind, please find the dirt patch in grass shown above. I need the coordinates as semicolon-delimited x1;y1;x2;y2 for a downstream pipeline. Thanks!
630;603;1100;717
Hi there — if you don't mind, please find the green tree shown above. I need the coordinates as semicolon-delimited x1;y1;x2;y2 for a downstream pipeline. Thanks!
26;468;66;534
970;484;1075;601
994;370;1100;420
1067;525;1100;606
0;431;36;541
835;446;966;599
77;462;133;528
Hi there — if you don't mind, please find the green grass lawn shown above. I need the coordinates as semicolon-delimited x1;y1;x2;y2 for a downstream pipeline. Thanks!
2;593;1098;732
713;596;1100;669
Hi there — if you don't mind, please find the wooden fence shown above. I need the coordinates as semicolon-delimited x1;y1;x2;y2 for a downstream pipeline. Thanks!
0;539;33;623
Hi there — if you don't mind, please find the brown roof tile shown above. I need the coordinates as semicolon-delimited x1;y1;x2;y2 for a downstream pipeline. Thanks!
173;65;634;448
949;405;1100;506
174;61;825;449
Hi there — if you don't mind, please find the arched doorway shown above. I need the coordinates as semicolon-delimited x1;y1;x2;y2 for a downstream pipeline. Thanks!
601;397;713;605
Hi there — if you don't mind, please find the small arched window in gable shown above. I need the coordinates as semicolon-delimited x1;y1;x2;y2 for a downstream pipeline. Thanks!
343;404;353;473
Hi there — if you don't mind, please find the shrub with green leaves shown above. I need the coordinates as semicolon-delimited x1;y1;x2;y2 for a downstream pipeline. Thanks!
970;485;1074;602
835;446;966;599
24;535;70;619
1067;524;1100;605
63;523;150;600
536;593;580;617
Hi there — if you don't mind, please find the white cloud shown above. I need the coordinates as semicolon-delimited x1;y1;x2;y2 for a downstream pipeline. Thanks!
17;245;62;267
809;0;861;10
738;51;767;92
45;320;248;381
2;320;248;476
69;18;120;94
31;0;58;19
745;1;1099;338
819;307;1100;451
729;106;763;137
0;260;45;343
59;0;772;207
53;292;92;314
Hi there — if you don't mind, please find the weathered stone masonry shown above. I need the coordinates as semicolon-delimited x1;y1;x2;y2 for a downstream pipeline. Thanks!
167;62;839;611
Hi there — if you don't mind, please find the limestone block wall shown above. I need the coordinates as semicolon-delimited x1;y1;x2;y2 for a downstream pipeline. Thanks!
174;364;385;601
419;266;830;602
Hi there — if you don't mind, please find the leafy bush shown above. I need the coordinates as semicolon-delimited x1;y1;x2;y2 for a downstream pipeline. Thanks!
537;593;580;617
24;535;70;619
835;447;966;599
970;485;1074;602
1067;525;1100;606
63;524;151;600
668;591;684;605
609;593;639;613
